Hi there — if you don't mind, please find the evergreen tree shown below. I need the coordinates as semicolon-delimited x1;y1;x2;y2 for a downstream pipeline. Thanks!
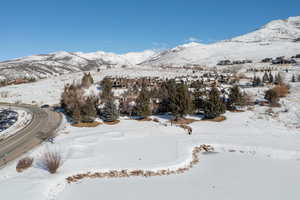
157;79;176;113
297;74;300;82
81;97;97;122
228;85;245;109
252;76;258;87
134;85;151;118
192;80;205;113
291;74;296;82
262;72;269;83
100;77;113;102
102;99;119;122
170;83;194;119
72;104;81;123
275;73;283;85
257;76;262;86
269;72;274;83
203;87;226;119
265;89;279;106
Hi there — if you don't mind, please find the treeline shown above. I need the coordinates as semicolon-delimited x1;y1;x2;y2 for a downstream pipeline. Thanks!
252;72;283;87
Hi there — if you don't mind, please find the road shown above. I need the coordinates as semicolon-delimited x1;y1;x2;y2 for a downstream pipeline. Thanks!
0;104;62;167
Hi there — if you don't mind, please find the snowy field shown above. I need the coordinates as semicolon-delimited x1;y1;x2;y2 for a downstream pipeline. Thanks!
58;153;300;200
0;63;300;200
1;109;300;200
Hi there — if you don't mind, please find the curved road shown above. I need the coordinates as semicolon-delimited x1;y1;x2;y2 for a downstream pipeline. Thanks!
0;103;62;167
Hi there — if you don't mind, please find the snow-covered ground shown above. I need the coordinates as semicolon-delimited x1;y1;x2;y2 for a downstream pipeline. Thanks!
57;153;300;200
1;109;300;200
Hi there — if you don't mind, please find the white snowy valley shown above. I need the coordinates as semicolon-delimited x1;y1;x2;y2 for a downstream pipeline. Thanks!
1;16;300;200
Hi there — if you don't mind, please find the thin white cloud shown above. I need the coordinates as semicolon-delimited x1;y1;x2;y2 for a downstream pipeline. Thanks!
185;37;201;43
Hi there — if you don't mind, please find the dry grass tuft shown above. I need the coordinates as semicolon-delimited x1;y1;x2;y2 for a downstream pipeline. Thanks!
272;84;289;98
72;121;102;127
170;118;200;125
16;157;33;172
103;120;120;125
41;150;62;174
202;116;226;122
137;117;152;122
152;118;160;123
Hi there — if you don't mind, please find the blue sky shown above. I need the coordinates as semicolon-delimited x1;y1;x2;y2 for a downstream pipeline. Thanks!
0;0;299;60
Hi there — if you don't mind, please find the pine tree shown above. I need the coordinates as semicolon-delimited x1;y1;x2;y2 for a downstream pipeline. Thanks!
102;99;119;122
81;98;97;122
72;104;81;123
256;76;262;86
100;77;113;102
269;72;274;83
203;87;226;119
228;85;245;109
265;89;279;106
158;79;176;113
252;76;257;87
192;80;205;113
275;73;283;85
135;85;151;118
262;72;269;83
170;83;194;119
291;74;296;82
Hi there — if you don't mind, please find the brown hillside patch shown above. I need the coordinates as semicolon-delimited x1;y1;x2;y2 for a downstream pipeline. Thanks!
72;122;102;127
103;120;120;125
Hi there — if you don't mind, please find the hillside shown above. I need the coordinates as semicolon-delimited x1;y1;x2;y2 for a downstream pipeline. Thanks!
141;16;300;67
0;50;156;80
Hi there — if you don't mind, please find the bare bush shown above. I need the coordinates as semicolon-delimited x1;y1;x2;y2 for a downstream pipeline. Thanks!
40;149;62;174
16;157;34;172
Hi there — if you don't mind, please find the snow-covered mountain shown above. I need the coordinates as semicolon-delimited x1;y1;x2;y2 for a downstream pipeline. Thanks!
230;16;300;43
0;50;156;80
1;16;300;80
141;16;300;67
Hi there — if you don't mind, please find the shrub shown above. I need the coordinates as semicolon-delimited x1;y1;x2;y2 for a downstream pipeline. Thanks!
41;150;62;174
264;89;279;107
16;157;34;172
272;84;289;98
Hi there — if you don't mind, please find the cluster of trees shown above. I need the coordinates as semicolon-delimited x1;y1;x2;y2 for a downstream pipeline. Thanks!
61;74;97;124
62;74;249;123
291;74;300;82
121;79;247;120
253;72;283;87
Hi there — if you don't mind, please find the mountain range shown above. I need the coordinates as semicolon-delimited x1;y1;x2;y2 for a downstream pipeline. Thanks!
1;16;300;80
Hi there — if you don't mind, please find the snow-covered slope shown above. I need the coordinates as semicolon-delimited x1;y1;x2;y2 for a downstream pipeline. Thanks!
141;16;300;67
230;16;300;43
0;50;156;80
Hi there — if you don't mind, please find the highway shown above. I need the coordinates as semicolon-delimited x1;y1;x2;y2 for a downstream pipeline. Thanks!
0;104;62;167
